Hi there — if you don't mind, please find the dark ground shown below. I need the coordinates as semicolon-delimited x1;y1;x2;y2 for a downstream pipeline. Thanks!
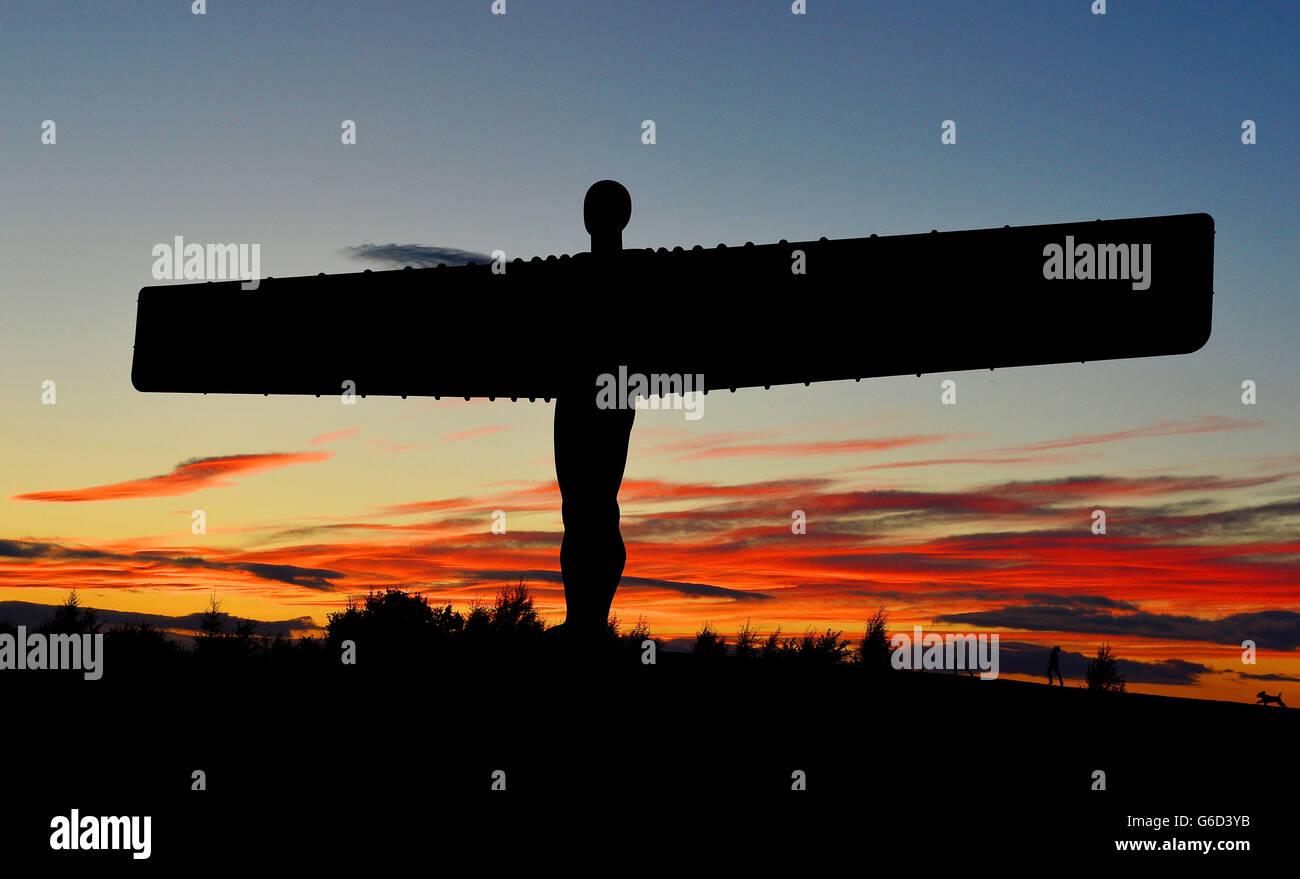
3;650;1293;866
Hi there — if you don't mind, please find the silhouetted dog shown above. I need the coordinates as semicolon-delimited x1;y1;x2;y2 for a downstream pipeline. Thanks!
1256;690;1286;707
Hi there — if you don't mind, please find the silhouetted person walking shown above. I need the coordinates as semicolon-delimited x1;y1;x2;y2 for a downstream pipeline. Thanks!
1047;645;1064;686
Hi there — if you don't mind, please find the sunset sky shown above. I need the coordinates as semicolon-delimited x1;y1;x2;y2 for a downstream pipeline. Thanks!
0;1;1296;703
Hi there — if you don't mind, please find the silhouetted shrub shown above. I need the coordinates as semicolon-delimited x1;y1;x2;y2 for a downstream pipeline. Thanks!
489;579;544;634
326;588;452;666
623;615;652;645
321;581;548;667
103;620;182;670
856;607;893;672
753;626;852;666
792;628;852;665
462;598;492;638
761;626;785;662
1085;644;1126;693
607;613;658;659
734;619;759;661
692;622;728;659
38;590;101;635
9;582;902;682
197;595;225;639
193;595;266;666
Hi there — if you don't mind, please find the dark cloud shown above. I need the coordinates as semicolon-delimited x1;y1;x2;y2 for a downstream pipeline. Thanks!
343;244;492;268
228;562;340;590
0;539;345;591
994;641;1213;685
447;568;773;602
619;575;773;602
1227;670;1300;683
1109;497;1300;540
0;600;321;637
936;604;1300;651
1018;592;1140;611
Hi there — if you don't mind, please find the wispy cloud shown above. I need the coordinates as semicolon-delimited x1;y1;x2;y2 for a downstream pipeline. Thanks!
309;428;360;445
999;416;1261;454
343;244;492;268
851;417;1262;472
11;452;333;502
443;425;510;442
4;464;1298;664
668;433;973;461
936;605;1300;651
0;538;344;590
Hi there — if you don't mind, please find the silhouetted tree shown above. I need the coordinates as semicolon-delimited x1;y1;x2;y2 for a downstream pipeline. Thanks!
104;620;181;669
324;596;363;644
692;622;728;659
489;579;543;634
623;615;652;645
429;601;466;637
1085;644;1126;693
607;614;657;659
856;607;893;672
40;590;101;635
761;626;785;662
193;595;267;665
746;624;853;666
320;583;548;667
197;595;225;640
286;633;327;667
326;588;452;666
462;597;492;638
734;619;759;661
792;628;852;665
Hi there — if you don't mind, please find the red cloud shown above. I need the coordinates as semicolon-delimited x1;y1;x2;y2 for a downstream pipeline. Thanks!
11;452;333;502
6;463;1297;680
987;473;1296;499
852;451;1089;471
619;477;832;502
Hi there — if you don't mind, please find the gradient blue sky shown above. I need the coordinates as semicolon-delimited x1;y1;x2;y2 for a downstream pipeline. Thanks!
0;1;1296;700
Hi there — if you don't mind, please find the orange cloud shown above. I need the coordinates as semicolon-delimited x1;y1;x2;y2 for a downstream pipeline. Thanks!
11;452;333;502
443;425;511;441
309;428;360;444
4;459;1297;706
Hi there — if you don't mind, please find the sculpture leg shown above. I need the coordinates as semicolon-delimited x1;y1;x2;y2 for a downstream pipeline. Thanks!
554;389;635;636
